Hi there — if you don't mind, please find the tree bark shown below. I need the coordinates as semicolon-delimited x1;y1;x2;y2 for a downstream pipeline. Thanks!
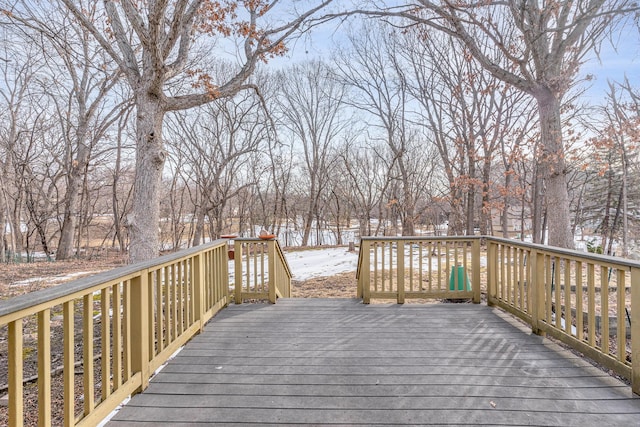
501;166;512;238
534;88;574;249
57;137;90;260
480;159;491;235
466;155;476;236
128;91;166;263
398;159;415;236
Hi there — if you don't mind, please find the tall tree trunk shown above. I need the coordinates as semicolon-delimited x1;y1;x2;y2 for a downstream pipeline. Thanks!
607;185;624;255
192;203;206;247
397;159;415;236
302;182;316;246
600;167;613;252
0;198;6;262
57;139;90;260
0;174;8;262
466;162;476;236
501;167;512;238
535;90;574;249
128;93;166;263
480;160;491;235
531;164;544;244
111;135;127;252
11;203;24;259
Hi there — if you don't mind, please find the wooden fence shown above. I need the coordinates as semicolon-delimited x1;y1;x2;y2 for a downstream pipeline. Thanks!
0;240;231;427
357;237;481;304
486;236;639;396
356;236;639;395
232;238;292;304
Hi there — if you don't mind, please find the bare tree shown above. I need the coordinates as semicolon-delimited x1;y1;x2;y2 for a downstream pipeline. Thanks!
167;88;269;246
335;23;421;235
29;0;336;262
12;107;62;260
581;80;640;256
359;0;637;248
337;139;388;237
2;3;129;259
0;34;43;261
276;60;347;246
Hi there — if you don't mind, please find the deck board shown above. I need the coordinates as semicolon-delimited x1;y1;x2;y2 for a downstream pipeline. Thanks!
107;299;640;426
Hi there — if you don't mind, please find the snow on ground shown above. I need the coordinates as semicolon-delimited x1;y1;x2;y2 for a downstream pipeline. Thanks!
284;247;360;280
285;246;485;280
10;271;101;287
230;246;484;283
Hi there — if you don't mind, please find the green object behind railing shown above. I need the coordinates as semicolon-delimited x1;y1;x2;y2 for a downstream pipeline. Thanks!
449;265;471;291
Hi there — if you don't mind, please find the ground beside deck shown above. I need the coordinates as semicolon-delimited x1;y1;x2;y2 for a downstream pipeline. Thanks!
107;299;640;426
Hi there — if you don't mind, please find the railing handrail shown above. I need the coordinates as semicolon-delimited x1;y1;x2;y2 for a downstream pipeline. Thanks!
272;240;293;280
486;235;640;269
0;240;228;321
360;236;483;242
360;235;640;269
232;237;292;303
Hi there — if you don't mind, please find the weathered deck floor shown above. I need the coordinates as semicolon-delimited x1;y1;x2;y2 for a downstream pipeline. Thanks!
107;299;640;426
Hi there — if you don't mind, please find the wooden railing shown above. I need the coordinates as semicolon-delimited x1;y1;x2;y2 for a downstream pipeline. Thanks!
357;237;481;304
0;240;230;427
233;238;292;304
356;235;639;395
486;237;639;396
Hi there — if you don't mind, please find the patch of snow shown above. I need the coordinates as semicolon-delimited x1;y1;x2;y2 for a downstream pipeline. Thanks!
228;245;488;284
285;247;359;280
553;313;578;336
10;271;99;287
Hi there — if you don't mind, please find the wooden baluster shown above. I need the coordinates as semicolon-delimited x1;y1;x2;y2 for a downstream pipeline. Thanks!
9;319;23;427
630;266;640;395
82;295;95;415
37;310;51;427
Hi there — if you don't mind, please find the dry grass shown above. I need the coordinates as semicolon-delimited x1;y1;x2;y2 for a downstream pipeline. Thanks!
292;272;358;298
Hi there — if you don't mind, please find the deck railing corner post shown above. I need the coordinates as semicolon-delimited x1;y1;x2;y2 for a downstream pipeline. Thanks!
472;238;481;304
362;239;371;304
131;271;151;393
397;240;405;304
268;240;277;304
221;246;230;306
530;250;547;337
193;253;205;326
631;267;640;395
234;240;243;304
486;240;497;306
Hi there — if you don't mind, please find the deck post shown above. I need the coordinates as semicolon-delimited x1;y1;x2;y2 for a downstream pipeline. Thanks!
397;240;405;304
631;267;640;395
362;239;371;304
530;250;546;336
486;240;497;306
130;271;151;392
234;240;243;304
356;247;363;299
221;246;230;305
472;239;481;304
268;240;277;304
193;253;205;326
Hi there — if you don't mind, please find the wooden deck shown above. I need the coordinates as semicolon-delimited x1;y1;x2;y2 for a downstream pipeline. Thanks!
107;299;640;426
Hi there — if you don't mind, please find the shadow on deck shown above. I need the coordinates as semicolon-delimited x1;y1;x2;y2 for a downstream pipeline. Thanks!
107;299;640;426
